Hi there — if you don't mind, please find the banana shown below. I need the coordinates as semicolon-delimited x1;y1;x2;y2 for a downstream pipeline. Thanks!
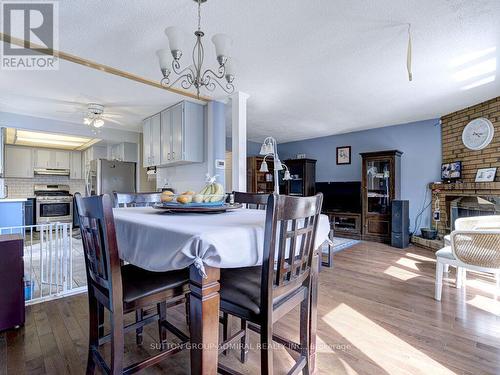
210;183;224;202
199;185;210;195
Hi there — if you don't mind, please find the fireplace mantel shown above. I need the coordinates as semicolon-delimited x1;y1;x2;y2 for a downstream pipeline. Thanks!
430;182;500;192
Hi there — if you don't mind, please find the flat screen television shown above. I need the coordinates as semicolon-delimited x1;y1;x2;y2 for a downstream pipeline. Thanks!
315;181;361;213
441;161;462;181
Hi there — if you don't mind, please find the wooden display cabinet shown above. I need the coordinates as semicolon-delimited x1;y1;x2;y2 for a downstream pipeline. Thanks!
280;159;317;197
361;150;402;243
247;156;275;193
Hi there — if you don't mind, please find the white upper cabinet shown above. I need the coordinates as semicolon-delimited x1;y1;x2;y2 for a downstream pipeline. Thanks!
34;149;51;168
143;101;204;167
158;101;204;167
34;149;69;169
5;146;33;178
111;142;138;163
142;115;160;167
55;151;70;169
70;151;82;179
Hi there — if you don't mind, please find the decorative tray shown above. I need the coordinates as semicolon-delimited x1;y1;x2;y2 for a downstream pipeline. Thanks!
153;202;242;213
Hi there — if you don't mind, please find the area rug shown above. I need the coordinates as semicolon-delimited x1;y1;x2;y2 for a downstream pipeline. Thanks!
322;236;360;254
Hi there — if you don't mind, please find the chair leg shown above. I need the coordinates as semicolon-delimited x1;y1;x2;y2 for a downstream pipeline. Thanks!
86;296;99;375
110;308;124;375
435;261;444;301
300;292;310;374
443;264;449;273
260;323;273;375
240;319;249;363
222;312;229;356
135;309;144;345
157;302;167;346
456;267;467;288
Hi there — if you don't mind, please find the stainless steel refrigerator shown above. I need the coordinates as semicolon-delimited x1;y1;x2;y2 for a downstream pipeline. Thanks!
88;159;136;196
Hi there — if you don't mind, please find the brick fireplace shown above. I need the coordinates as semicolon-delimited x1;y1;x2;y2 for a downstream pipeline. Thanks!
430;182;500;236
430;96;500;237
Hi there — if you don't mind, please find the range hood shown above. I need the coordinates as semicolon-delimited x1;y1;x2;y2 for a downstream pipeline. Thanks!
34;168;70;176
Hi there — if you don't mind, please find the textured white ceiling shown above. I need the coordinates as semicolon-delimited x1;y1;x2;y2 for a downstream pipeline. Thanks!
0;0;499;142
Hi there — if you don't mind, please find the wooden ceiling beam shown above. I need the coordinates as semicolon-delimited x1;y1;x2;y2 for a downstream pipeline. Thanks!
0;32;210;103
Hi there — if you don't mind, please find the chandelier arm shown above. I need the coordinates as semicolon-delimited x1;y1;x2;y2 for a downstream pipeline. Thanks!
169;73;194;90
201;66;225;81
207;75;235;94
202;74;216;91
171;60;196;77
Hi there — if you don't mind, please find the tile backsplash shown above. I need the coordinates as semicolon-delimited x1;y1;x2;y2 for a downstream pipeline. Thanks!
5;176;86;198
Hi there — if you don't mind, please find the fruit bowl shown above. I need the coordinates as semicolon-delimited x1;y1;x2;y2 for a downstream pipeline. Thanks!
160;193;227;206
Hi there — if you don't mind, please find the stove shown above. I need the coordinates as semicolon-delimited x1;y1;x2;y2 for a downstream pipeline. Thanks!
34;184;73;225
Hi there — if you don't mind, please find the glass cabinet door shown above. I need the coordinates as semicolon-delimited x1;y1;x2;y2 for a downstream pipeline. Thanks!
366;159;391;214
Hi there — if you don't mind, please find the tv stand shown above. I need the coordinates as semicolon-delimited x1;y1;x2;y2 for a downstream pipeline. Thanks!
324;211;362;240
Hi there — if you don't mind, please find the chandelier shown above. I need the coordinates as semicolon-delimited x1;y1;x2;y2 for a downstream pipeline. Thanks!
156;0;235;98
83;103;105;128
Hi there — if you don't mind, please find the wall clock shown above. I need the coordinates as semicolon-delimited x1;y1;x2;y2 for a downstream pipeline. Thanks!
462;117;494;150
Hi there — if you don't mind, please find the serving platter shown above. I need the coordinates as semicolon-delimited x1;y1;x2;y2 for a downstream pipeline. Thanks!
153;202;242;213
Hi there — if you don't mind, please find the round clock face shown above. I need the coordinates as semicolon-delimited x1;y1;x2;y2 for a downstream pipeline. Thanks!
462;118;494;150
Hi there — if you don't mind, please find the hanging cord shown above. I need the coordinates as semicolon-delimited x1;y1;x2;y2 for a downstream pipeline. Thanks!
411;185;431;235
407;23;413;81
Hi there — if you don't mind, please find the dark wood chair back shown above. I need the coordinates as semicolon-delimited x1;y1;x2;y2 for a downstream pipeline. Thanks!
233;191;270;210
75;193;122;309
261;193;323;304
113;192;162;208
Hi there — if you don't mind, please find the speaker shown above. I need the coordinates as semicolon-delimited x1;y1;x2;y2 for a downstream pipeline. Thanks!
392;200;409;233
391;200;409;248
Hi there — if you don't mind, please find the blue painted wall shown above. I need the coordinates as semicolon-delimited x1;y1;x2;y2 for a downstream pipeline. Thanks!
278;119;442;234
225;138;262;157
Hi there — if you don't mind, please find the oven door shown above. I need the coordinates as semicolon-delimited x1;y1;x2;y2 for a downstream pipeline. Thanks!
36;200;73;224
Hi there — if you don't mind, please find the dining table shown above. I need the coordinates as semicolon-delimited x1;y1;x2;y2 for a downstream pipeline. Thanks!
113;206;330;374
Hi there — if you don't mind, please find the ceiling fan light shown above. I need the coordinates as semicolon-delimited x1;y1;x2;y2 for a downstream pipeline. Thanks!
211;33;232;62
93;119;104;128
165;26;185;59
83;117;91;125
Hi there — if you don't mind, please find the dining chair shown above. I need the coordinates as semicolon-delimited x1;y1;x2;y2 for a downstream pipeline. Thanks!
233;191;270;210
113;190;191;332
113;191;162;208
435;216;500;301
219;191;271;354
75;193;190;374
218;193;323;375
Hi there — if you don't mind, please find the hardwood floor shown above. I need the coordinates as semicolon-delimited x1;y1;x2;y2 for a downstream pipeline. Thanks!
1;242;499;374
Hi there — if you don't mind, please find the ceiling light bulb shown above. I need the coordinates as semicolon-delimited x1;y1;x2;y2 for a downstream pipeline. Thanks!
83;117;91;125
93;119;104;128
283;170;291;180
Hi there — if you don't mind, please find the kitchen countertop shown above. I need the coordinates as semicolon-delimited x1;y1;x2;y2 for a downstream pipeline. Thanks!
0;198;28;202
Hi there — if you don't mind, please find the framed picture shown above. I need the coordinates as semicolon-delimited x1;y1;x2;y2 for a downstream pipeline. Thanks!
475;167;497;182
336;146;351;165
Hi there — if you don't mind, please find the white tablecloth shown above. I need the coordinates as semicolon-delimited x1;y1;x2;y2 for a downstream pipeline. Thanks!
113;207;330;276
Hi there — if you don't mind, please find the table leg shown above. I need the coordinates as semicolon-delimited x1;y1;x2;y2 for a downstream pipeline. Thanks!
309;249;320;374
188;265;221;375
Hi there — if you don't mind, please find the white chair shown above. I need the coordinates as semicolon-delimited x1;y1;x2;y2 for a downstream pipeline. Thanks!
435;216;500;301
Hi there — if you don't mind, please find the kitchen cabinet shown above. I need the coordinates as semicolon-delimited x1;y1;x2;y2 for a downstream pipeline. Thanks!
0;200;25;233
34;149;52;168
159;101;204;166
142;114;161;167
55;151;70;169
70;151;82;179
110;142;138;163
5;146;33;178
34;149;69;169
